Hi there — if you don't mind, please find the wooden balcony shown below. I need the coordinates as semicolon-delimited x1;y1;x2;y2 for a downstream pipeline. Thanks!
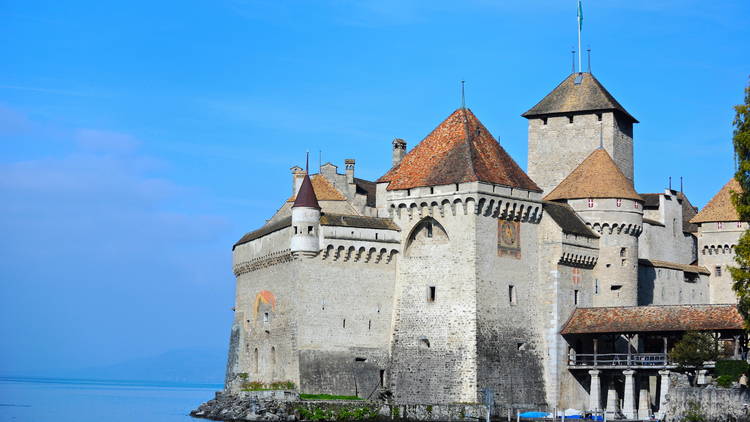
568;353;676;369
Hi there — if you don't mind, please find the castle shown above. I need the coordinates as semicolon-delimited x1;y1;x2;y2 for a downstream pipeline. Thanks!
224;71;747;419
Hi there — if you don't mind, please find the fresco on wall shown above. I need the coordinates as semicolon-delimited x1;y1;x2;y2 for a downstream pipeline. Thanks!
498;219;521;259
253;290;277;324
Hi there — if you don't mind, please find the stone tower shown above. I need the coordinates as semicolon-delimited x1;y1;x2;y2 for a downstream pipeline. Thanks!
691;178;745;304
545;148;643;307
523;72;638;194
290;170;321;257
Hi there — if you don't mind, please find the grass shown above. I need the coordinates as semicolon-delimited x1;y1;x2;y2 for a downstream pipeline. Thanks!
299;393;363;401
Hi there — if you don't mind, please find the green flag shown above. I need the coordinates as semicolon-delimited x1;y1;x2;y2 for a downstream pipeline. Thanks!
578;0;583;31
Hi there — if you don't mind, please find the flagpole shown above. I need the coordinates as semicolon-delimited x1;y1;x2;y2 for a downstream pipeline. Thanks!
577;1;582;73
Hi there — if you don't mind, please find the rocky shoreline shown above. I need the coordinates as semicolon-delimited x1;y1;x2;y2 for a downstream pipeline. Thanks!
190;391;489;421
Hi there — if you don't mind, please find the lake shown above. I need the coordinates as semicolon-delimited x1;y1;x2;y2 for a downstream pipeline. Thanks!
0;376;222;422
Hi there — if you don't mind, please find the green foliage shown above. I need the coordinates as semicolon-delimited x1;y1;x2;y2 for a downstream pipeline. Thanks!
731;77;750;326
240;380;296;391
296;405;377;421
299;393;362;401
391;406;400;419
668;331;718;368
716;359;749;380
683;400;706;422
716;375;734;388
238;372;249;380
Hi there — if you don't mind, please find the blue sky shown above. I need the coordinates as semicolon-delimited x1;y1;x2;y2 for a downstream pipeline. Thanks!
1;1;748;376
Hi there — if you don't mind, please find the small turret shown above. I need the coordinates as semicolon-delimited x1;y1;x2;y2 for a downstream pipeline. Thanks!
291;165;321;258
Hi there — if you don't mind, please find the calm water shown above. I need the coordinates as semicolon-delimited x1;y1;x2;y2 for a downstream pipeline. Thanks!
0;377;222;422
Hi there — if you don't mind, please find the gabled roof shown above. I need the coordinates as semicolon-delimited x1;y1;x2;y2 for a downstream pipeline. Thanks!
544;148;642;201
691;178;742;224
522;72;638;123
288;174;346;203
543;201;598;238
561;304;744;335
638;258;710;275
292;173;320;209
377;108;540;192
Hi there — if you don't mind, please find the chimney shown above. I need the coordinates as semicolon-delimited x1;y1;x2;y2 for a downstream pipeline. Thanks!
392;138;406;167
291;166;305;196
345;159;355;186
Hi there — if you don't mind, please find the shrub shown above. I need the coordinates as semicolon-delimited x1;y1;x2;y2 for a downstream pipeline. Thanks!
299;393;362;401
238;372;249;380
716;360;749;380
716;375;734;388
669;331;718;368
683;400;705;422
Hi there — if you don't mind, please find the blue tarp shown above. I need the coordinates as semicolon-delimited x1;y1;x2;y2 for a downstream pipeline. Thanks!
519;411;551;418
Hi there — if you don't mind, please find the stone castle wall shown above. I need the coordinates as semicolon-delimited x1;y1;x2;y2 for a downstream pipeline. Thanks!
697;222;745;304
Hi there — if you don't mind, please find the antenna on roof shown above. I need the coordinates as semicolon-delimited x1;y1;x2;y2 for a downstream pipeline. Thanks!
571;48;576;73
669;176;672;191
577;0;583;75
587;46;591;73
306;150;310;173
460;80;466;109
680;176;684;193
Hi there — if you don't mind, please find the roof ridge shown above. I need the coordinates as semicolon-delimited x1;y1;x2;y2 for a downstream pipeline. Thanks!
544;148;641;201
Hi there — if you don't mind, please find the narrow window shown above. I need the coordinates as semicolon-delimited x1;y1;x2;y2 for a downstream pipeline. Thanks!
308;226;313;234
574;289;580;305
509;285;517;305
587;198;594;208
294;226;298;234
455;183;459;191
426;222;433;238
271;346;276;365
375;233;379;240
596;113;602;122
715;266;722;277
517;342;527;351
355;357;367;362
568;115;574;124
379;370;385;387
634;202;640;209
541;117;548;125
594;279;599;295
428;286;436;302
407;189;411;196
611;285;622;291
321;300;325;311
368;320;372;330
738;222;743;228
621;259;626;266
616;198;622;207
620;247;626;257
718;222;723;229
254;348;259;373
430;187;434;194
343;319;346;328
263;312;269;323
377;304;381;314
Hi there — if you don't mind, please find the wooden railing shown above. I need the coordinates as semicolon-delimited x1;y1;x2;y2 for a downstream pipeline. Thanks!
568;353;669;367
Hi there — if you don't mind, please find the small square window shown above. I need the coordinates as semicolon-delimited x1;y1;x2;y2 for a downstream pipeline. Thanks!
517;342;527;351
620;247;626;257
587;198;594;208
308;226;314;234
715;266;722;277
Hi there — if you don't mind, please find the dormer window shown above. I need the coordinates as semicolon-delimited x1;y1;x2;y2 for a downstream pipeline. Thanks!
587;198;594;208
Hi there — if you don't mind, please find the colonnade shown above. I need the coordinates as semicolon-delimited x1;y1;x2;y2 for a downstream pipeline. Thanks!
588;369;670;419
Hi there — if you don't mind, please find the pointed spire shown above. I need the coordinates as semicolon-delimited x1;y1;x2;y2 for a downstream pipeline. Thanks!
293;152;321;209
690;178;742;223
544;149;641;201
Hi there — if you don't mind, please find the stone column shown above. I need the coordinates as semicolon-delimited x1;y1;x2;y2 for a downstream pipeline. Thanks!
657;369;670;419
605;379;619;419
697;369;708;385
622;369;636;419
637;386;650;420
588;370;601;412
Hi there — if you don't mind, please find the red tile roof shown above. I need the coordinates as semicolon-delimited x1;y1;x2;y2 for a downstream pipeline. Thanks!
288;174;346;202
561;304;744;335
690;178;742;223
377;108;541;192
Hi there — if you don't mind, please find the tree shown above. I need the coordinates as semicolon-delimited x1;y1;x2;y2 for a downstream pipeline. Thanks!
730;77;750;325
669;331;718;369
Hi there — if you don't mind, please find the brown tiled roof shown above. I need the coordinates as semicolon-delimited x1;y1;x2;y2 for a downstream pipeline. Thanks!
320;213;400;231
544;149;642;201
377;108;541;192
288;174;346;202
561;304;744;335
690;178;742;223
234;216;292;249
638;258;710;275
354;177;376;207
522;72;638;123
543;201;598;238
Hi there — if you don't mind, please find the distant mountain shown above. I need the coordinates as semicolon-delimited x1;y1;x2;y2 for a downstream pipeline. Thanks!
10;348;228;384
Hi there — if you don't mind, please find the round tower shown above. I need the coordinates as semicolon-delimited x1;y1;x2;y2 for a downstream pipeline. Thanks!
545;148;643;307
290;170;321;257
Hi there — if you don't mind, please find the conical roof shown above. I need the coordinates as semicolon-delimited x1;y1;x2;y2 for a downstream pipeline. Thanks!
690;178;742;223
544;148;642;201
522;72;638;123
292;173;320;209
377;108;541;192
